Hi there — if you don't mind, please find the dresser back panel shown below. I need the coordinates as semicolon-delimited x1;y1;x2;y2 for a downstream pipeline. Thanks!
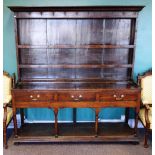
16;17;135;82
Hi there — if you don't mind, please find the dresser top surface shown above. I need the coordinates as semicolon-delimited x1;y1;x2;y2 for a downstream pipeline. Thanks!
14;81;139;91
8;6;144;12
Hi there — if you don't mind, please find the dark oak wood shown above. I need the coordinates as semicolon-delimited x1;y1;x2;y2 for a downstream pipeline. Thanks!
13;123;139;143
20;109;24;126
17;44;135;49
125;108;129;123
9;6;144;12
73;108;76;124
19;64;133;69
10;6;143;143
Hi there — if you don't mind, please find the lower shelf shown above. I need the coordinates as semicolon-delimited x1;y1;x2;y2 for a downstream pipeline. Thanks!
13;122;139;144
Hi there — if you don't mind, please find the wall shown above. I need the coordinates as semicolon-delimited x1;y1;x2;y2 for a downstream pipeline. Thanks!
3;0;152;121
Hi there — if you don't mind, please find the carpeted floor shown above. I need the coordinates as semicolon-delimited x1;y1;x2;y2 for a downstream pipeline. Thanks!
3;129;152;155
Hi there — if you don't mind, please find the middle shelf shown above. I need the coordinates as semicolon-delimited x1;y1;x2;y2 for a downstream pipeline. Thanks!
17;44;135;49
19;64;133;69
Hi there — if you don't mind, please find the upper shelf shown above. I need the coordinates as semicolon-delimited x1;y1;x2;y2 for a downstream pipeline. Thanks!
17;44;135;49
19;64;133;69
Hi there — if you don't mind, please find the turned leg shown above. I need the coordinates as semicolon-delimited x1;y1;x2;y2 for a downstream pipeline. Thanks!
54;108;59;137
95;108;100;136
20;109;24;126
3;122;7;149
73;108;76;124
12;108;18;137
125;108;129;124
134;107;139;136
144;128;149;148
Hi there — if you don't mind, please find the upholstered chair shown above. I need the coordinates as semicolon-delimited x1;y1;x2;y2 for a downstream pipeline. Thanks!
3;71;15;149
138;70;152;148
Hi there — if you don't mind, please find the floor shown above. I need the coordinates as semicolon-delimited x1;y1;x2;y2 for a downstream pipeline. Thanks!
3;128;152;155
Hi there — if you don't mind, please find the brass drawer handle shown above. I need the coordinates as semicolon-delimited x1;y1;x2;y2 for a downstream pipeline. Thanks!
30;94;39;100
113;94;117;98
74;98;79;101
32;98;37;101
71;95;74;98
114;94;124;101
115;97;123;101
121;94;124;98
71;95;82;100
113;94;124;98
79;95;82;98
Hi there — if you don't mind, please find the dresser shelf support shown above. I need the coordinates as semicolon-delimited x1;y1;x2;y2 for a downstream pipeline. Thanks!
125;108;129;124
95;108;100;136
54;108;59;136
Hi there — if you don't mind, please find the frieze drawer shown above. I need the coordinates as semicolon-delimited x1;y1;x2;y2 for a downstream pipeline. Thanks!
58;92;96;102
98;92;137;102
13;91;55;102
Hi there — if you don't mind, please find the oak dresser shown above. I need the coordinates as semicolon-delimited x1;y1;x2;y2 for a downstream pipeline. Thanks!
9;6;144;143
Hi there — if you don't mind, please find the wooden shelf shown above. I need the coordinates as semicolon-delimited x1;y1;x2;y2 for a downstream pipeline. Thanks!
20;78;131;83
17;44;135;49
19;64;133;69
13;123;139;144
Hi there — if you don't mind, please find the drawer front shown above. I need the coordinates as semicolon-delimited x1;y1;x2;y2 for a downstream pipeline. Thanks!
14;91;54;102
58;92;96;102
98;91;137;102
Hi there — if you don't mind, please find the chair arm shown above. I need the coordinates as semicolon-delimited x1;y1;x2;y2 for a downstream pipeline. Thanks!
145;104;152;109
3;102;12;124
3;104;7;123
3;102;12;108
3;102;9;108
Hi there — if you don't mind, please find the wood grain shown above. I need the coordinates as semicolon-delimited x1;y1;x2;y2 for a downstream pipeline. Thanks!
10;6;143;143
